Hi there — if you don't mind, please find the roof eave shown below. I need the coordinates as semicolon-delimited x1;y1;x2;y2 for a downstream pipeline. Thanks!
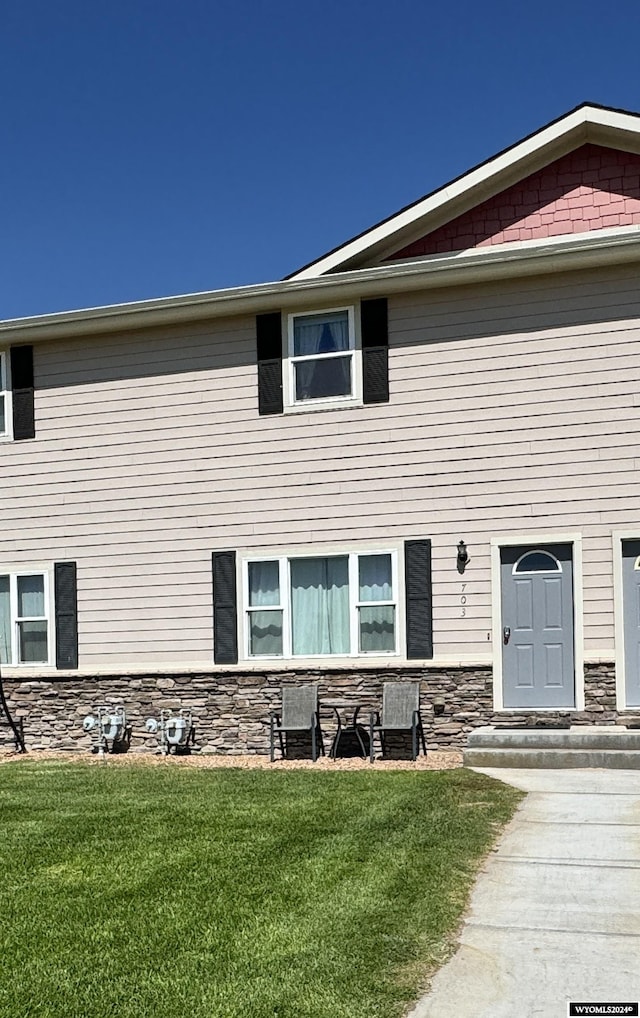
2;229;640;344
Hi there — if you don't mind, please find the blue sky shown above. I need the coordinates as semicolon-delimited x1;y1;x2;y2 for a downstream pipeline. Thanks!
2;0;640;319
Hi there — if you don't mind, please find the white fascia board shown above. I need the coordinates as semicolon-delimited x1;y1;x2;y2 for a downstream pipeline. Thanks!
289;105;640;280
3;226;640;344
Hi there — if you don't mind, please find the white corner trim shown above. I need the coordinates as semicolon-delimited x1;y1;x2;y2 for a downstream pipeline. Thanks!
490;532;584;712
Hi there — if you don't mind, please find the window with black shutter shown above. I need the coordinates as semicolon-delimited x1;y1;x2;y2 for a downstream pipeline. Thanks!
259;298;390;414
0;565;73;667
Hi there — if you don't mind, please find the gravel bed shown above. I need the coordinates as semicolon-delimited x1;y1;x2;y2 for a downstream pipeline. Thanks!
0;749;462;770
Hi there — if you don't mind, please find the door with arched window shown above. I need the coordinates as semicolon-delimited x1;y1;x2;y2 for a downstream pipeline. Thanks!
500;544;575;708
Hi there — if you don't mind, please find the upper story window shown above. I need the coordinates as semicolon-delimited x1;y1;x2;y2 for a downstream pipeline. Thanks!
0;571;51;665
256;299;389;416
0;351;12;440
285;307;360;410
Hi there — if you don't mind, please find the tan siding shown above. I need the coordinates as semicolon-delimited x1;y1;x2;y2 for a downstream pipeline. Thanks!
3;265;640;668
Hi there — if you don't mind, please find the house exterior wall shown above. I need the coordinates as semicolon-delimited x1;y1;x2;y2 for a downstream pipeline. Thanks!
387;145;640;258
2;262;640;689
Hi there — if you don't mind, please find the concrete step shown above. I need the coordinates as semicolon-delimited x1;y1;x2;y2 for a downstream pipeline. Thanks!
463;746;640;768
467;725;640;751
463;725;640;768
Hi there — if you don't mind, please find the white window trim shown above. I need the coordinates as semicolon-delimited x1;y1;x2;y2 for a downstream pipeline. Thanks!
283;305;362;413
0;568;53;667
0;351;13;442
242;548;400;661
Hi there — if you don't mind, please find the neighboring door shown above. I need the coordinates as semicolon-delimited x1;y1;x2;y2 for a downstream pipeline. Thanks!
621;539;640;707
501;543;575;708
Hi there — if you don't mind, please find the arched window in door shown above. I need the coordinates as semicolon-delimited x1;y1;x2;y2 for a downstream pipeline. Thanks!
513;550;562;574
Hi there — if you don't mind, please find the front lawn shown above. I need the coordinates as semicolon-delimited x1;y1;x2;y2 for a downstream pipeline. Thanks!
0;761;521;1018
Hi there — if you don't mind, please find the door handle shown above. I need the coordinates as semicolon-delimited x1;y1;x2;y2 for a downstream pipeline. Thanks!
503;627;511;644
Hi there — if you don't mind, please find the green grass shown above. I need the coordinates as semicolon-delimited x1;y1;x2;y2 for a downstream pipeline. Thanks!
0;762;521;1018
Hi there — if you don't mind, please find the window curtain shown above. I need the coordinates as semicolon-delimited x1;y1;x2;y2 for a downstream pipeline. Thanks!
16;576;47;664
359;555;392;601
359;555;395;653
248;562;279;606
291;557;349;655
0;577;10;664
293;313;349;356
17;575;44;617
293;313;351;400
248;562;282;655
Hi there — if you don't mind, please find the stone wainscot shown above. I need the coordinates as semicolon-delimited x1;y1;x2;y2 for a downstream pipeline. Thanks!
0;662;630;756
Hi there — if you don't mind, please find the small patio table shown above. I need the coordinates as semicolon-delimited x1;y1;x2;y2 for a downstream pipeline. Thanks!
328;705;370;760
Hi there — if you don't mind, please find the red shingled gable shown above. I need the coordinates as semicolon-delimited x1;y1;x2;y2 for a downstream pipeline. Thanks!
385;144;640;261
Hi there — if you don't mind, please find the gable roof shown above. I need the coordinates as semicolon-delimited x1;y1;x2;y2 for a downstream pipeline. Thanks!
286;103;640;280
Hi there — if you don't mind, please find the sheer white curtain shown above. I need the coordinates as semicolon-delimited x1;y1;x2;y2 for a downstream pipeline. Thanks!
293;313;351;400
16;576;47;663
359;555;392;600
291;557;349;655
248;562;283;655
0;577;10;664
359;555;395;653
17;575;44;617
293;313;350;356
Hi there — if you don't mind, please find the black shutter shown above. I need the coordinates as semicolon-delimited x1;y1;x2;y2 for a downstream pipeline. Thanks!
212;551;238;664
256;312;283;415
54;562;78;669
10;345;35;440
404;540;433;659
361;298;389;404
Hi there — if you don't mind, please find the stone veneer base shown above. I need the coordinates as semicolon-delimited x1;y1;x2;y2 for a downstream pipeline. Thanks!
1;663;632;756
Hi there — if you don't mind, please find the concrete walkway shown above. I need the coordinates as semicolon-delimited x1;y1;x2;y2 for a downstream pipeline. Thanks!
408;769;640;1018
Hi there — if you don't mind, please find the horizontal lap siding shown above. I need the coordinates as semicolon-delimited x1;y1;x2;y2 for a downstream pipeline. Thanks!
392;266;640;659
1;266;638;667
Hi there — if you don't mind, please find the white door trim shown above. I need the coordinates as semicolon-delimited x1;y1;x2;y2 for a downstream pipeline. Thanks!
611;530;640;711
490;533;584;712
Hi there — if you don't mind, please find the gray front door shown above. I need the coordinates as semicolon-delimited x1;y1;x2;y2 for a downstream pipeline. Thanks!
622;539;640;707
501;543;575;708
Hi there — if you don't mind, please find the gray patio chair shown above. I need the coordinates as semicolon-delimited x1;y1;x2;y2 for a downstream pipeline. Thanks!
369;682;426;762
270;685;325;762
